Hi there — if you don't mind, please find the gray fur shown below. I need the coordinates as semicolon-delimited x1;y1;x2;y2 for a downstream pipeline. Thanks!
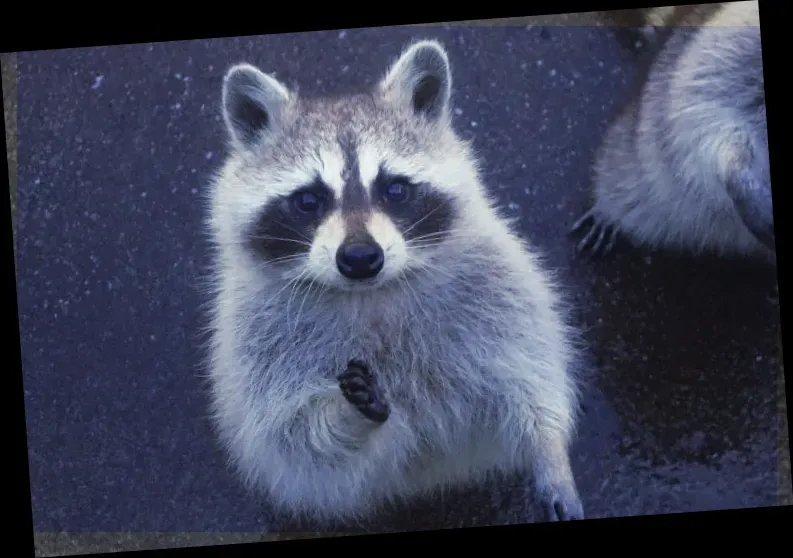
204;40;584;525
573;1;775;261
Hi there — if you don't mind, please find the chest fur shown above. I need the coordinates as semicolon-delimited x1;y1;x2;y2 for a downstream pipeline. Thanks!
243;291;512;403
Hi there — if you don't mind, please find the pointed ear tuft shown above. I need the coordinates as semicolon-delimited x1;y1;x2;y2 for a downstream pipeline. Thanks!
379;40;452;123
221;63;291;149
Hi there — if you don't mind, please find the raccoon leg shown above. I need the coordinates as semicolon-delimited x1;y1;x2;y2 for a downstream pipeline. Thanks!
530;434;585;522
724;168;776;252
570;208;622;258
338;359;390;424
277;363;389;461
233;388;389;520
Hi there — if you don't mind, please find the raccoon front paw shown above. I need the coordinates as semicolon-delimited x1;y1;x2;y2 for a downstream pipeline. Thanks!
540;484;585;522
570;208;621;258
338;359;390;424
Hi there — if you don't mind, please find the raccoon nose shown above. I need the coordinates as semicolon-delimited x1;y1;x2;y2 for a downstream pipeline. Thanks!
336;241;385;280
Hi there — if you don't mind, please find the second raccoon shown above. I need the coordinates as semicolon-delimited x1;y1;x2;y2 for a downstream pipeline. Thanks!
572;1;774;261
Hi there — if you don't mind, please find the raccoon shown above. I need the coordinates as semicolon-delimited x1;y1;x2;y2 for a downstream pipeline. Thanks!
204;40;584;525
597;7;675;52
571;1;774;261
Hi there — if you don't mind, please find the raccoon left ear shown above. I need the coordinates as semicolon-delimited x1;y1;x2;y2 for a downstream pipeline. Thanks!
380;40;452;123
221;63;291;149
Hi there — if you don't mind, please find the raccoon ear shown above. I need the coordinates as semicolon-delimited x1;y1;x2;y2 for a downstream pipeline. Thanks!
380;40;452;123
222;63;291;149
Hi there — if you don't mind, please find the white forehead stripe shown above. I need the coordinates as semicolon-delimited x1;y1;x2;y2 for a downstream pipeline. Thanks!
357;144;381;189
315;148;345;196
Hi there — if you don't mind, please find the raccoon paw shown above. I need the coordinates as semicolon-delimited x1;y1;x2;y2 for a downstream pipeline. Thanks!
570;208;621;258
540;484;585;522
338;359;390;424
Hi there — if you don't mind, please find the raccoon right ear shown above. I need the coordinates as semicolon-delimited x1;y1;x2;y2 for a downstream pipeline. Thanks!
221;63;291;149
379;40;452;124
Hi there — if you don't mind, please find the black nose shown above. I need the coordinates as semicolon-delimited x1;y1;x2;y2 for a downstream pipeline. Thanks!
336;240;385;280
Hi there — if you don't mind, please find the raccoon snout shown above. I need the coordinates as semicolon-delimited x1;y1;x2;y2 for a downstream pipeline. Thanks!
336;238;385;280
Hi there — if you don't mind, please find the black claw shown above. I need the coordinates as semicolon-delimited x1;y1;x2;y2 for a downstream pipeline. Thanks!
545;496;584;522
569;208;596;236
343;389;370;405
347;359;372;377
603;225;620;254
591;223;608;253
554;501;566;521
570;208;621;259
361;401;389;424
341;375;368;392
553;500;581;521
338;359;390;424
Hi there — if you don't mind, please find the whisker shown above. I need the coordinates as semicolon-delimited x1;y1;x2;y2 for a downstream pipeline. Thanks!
257;273;304;314
406;236;451;246
398;270;428;321
315;281;330;304
267;253;309;264
401;200;453;239
256;254;308;272
293;276;317;335
255;252;308;265
315;279;331;308
413;259;458;283
406;229;458;240
405;229;485;244
272;221;313;243
405;240;446;249
249;235;313;248
285;266;313;330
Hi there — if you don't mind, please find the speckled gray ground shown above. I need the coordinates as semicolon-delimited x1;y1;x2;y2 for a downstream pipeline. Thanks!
10;18;790;558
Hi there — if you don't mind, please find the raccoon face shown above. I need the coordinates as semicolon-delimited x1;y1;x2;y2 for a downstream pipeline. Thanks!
218;40;481;292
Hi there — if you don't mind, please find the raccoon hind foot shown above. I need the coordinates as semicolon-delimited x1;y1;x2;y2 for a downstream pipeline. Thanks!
338;359;390;424
570;208;622;258
536;479;585;522
544;490;584;522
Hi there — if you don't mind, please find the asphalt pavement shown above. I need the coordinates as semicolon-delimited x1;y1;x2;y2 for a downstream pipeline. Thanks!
12;20;789;552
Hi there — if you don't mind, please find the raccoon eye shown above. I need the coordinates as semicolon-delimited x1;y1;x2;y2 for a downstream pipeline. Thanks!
291;190;323;214
384;181;411;203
